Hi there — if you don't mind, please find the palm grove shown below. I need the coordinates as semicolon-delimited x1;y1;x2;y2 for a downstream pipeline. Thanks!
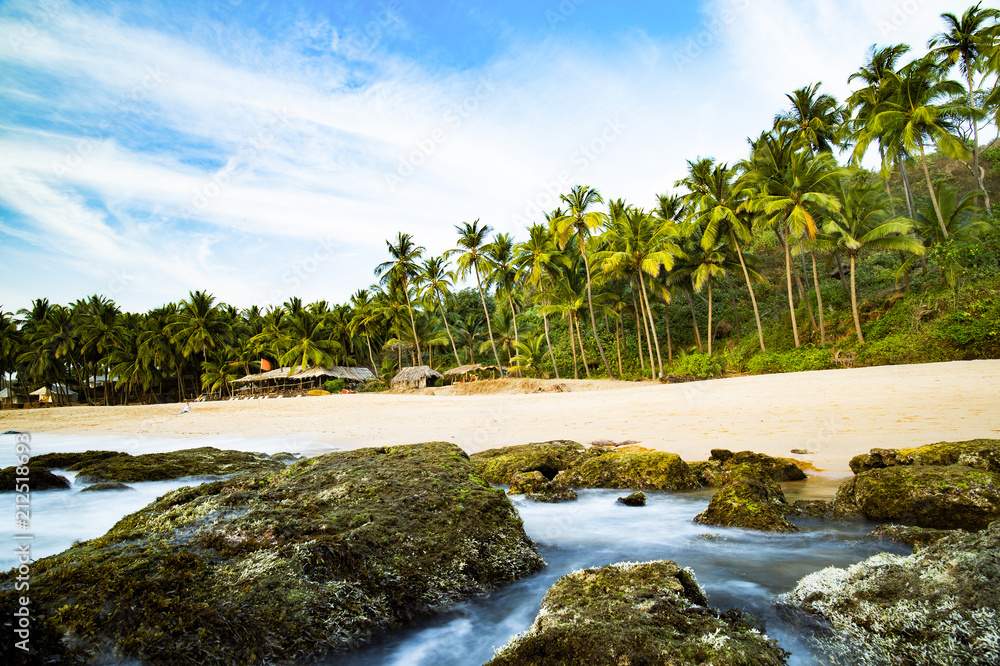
3;5;1000;406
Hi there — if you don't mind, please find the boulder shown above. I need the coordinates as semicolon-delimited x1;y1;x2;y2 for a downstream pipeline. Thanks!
691;450;806;488
780;520;1000;665
30;450;125;470
470;441;585;484
849;439;1000;474
72;446;291;483
486;561;789;666
617;491;647;507
867;524;962;549
0;463;70;491
509;471;577;503
694;466;799;532
791;499;833;519
0;442;544;664
833;465;1000;530
555;449;700;491
80;482;134;492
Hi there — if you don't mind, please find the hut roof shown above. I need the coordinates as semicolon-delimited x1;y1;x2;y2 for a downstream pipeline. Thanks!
30;384;77;396
391;366;443;385
233;365;375;384
443;364;506;377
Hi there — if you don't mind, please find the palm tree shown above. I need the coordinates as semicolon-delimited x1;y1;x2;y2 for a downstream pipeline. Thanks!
775;82;846;154
448;220;502;367
515;223;568;378
349;289;381;374
375;232;425;363
929;2;999;209
825;181;925;342
510;335;549;378
911;184;990;286
486;233;523;346
79;296;127;404
0;310;19;408
872;54;971;238
418;257;461;366
552;185;615;378
279;310;342;371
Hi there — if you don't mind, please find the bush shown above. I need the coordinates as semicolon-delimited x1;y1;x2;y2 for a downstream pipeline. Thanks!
667;352;723;378
746;347;836;375
324;379;346;393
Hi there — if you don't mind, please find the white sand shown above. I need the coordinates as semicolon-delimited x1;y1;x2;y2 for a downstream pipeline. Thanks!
2;360;998;476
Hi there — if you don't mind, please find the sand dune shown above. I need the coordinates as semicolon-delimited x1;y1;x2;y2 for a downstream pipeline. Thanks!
2;360;998;476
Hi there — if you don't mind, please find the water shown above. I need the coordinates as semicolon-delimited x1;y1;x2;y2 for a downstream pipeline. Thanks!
1;434;904;664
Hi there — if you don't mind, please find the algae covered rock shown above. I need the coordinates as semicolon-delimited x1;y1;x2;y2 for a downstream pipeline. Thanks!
850;439;1000;474
0;442;544;664
0;463;70;491
780;520;1000;665
617;491;647;506
867;524;961;549
833;465;1000;530
80;481;134;492
555;449;700;491
470;440;585;484
30;450;125;470
487;560;789;666
693;450;806;487
72;446;290;483
694;466;799;532
791;499;833;519
508;470;578;503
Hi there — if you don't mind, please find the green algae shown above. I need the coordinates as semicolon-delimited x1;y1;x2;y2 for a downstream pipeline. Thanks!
693;465;799;533
30;450;125;470
487;561;789;666
72;446;289;483
555;449;701;491
0;463;70;491
0;442;544;665
617;491;647;507
691;450;807;487
79;481;134;492
508;471;578;503
850;439;1000;474
470;440;585;484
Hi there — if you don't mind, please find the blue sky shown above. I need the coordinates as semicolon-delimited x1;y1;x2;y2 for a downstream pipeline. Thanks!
0;0;963;313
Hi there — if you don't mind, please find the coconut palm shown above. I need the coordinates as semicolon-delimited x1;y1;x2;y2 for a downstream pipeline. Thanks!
279;309;342;372
929;2;999;208
510;335;549;378
349;289;381;374
515;223;568;378
910;183;991;286
418;256;461;366
774;82;846;154
79;295;127;405
825;181;925;342
485;233;523;346
169;291;232;367
375;232;425;363
552;185;615;378
448;219;502;367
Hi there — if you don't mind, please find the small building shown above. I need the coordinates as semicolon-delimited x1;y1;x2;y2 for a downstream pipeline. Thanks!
442;364;505;384
391;366;443;390
0;388;32;407
30;384;79;404
231;365;377;394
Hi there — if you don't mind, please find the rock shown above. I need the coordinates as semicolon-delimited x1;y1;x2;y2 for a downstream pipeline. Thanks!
470;441;585;484
30;450;125;470
692;450;806;487
0;463;70;491
0;442;544;663
694;466;799;532
850;439;1000;474
780;520;1000;665
791;499;833;519
80;481;135;492
509;471;578;503
487;561;789;666
790;449;812;455
72;446;292;483
833;465;1000;530
617;491;647;507
266;452;300;464
868;524;962;549
555;449;700;491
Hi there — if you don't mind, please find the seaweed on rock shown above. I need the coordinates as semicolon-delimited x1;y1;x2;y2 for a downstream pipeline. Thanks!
71;446;291;483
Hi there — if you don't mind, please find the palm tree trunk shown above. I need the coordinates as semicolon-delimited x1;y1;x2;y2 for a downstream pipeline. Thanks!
365;333;378;377
574;314;591;378
724;271;741;342
783;230;801;348
401;280;422;363
475;267;502;367
811;251;825;347
899;159;915;217
850;254;864;343
707;279;714;357
579;238;614;378
632;290;645;369
663;302;673;363
638;283;656;378
639;277;663;378
543;312;559;379
685;291;703;353
967;69;991;210
794;269;817;329
437;296;460;366
834;249;850;296
918;141;949;238
568;313;579;379
731;232;764;352
507;293;520;346
615;316;623;376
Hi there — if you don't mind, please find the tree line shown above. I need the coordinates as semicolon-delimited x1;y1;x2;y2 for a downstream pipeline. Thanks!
1;4;999;404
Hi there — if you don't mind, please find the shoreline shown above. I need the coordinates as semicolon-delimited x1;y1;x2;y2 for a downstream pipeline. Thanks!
3;360;998;477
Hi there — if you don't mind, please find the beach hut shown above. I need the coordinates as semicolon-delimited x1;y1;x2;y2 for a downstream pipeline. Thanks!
0;388;31;408
391;366;443;390
30;384;79;404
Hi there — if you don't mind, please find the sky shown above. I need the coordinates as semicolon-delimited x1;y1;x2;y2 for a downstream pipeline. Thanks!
0;0;969;314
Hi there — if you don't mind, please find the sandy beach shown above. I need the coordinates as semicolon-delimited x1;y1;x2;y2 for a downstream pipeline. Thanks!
2;360;998;477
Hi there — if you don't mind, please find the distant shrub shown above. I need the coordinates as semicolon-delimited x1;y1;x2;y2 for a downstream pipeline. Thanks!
746;347;836;375
324;379;346;393
667;352;723;378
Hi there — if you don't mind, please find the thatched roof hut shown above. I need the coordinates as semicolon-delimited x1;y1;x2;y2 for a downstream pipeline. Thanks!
391;366;443;390
443;364;505;383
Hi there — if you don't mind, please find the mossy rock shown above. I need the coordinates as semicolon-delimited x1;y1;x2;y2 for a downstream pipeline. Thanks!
834;465;1000;530
694;466;799;532
470;441;585;484
781;520;1000;664
487;561;789;665
617;491;647;507
850;439;1000;474
692;451;806;487
868;524;962;549
0;463;70;491
72;446;290;483
555;449;700;491
525;487;578;503
0;442;544;664
509;471;578;503
80;481;134;492
791;499;833;519
509;471;549;494
30;450;125;470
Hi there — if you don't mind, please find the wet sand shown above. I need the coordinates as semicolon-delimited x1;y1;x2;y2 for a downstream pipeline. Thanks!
2;360;998;476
